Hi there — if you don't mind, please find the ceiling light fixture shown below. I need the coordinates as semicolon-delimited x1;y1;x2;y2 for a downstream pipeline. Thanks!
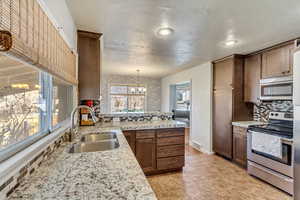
157;27;174;36
225;40;238;47
130;69;147;94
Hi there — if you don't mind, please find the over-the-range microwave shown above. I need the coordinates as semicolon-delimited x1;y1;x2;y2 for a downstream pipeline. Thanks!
260;76;293;101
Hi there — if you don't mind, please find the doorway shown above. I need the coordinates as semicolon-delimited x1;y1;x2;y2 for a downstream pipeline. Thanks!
170;81;191;145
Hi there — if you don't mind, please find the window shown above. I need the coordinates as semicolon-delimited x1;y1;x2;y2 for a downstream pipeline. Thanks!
52;77;73;128
0;55;74;162
0;65;45;151
110;85;146;113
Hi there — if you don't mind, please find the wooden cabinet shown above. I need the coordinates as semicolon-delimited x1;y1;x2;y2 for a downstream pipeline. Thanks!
135;130;156;173
123;130;136;153
262;43;294;79
123;128;185;175
77;30;102;100
213;57;233;90
213;89;233;158
244;54;261;103
156;128;185;171
244;41;295;103
157;156;184;170
232;126;247;168
213;55;252;159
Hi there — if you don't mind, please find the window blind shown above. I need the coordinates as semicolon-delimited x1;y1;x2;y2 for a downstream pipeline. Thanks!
0;0;77;85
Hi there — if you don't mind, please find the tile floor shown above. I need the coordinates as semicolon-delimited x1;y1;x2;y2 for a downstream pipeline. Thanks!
147;146;292;200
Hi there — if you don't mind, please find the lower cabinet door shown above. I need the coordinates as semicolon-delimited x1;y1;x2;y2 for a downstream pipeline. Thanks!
135;137;156;173
233;132;247;168
123;130;136;153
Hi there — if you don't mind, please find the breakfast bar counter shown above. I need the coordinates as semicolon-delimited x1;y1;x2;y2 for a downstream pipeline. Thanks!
8;120;186;200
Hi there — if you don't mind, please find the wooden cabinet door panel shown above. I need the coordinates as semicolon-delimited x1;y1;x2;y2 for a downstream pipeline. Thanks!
244;54;261;103
123;130;136;153
213;89;233;159
286;43;294;76
157;136;184;146
262;44;293;78
233;130;247;168
157;156;184;170
136;137;156;173
213;58;233;90
136;130;155;139
157;145;185;158
157;128;184;138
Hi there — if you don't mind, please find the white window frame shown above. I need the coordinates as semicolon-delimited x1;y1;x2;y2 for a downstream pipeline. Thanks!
109;84;147;113
0;70;74;163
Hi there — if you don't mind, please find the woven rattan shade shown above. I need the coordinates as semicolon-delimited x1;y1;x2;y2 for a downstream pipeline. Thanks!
0;0;77;85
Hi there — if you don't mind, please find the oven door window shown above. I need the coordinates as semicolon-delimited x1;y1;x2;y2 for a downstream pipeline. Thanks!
261;83;293;97
252;143;292;165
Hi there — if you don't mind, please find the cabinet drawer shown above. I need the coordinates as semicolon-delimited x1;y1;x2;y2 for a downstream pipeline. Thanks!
233;126;247;136
157;156;184;170
157;136;184;146
157;128;184;138
157;145;185;158
136;130;155;139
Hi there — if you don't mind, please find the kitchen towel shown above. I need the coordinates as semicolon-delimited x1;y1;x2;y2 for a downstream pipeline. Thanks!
251;132;282;159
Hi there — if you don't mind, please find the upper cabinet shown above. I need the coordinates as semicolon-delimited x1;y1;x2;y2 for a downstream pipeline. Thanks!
244;41;295;103
213;58;233;90
78;30;102;100
261;43;294;79
244;54;261;103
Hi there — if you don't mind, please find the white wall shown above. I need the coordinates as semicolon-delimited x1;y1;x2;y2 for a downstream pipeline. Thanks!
161;62;213;154
39;0;77;50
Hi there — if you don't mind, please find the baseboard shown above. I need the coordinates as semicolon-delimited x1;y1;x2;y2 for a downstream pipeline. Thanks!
190;141;214;155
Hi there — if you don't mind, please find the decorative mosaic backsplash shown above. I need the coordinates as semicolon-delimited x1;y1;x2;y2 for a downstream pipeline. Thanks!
254;101;293;122
0;132;70;199
98;112;173;123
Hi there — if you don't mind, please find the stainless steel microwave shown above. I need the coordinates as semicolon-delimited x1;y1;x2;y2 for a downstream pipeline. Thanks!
260;76;293;100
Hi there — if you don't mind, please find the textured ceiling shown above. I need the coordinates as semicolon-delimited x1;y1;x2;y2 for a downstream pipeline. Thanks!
66;0;300;78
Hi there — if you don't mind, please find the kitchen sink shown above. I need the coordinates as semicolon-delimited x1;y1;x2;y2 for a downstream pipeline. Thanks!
69;140;120;153
80;132;117;142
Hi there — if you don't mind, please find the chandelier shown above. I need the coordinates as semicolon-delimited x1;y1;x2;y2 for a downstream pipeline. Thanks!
129;69;147;94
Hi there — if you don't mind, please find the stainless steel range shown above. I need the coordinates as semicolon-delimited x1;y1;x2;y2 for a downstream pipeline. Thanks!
247;111;293;195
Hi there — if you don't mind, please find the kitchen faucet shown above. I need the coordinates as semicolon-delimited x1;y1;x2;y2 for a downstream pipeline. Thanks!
70;105;98;140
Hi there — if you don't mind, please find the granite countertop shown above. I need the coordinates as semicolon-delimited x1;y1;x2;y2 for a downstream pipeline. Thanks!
96;120;186;130
232;121;267;128
8;124;161;199
99;111;172;118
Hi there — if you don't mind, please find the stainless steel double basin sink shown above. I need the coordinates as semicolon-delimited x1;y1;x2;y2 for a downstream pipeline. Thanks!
69;132;120;153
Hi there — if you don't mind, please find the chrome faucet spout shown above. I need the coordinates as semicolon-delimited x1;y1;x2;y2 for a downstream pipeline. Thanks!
70;105;98;135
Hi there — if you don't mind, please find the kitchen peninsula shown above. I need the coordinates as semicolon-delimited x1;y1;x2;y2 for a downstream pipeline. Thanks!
8;119;186;199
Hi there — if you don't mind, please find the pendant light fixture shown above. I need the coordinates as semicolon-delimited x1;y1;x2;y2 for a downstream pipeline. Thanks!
131;69;146;94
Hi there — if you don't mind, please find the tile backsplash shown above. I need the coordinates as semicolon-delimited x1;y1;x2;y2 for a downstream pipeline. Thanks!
254;100;293;122
98;112;173;123
0;132;70;199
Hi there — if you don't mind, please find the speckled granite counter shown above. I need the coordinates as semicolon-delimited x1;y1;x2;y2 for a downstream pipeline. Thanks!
97;120;186;130
232;121;267;128
8;125;159;199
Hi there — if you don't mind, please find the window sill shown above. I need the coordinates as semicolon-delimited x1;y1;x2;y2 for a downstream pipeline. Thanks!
0;121;70;186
